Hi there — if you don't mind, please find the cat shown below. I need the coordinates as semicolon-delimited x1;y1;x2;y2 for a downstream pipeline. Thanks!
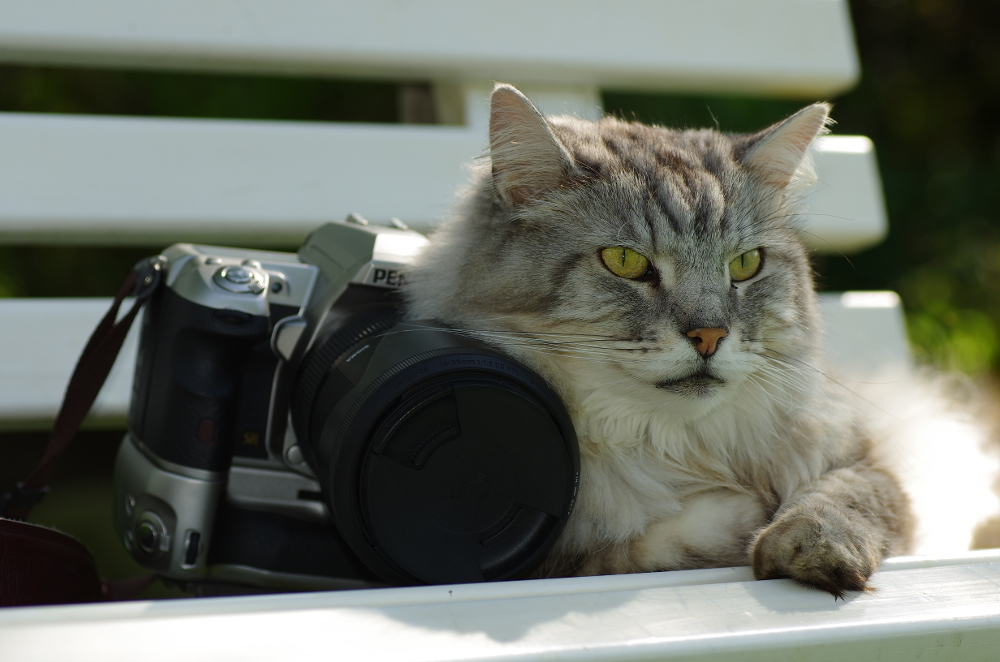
404;83;994;597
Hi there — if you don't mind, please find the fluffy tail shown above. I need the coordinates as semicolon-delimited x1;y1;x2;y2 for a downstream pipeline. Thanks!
863;370;1000;555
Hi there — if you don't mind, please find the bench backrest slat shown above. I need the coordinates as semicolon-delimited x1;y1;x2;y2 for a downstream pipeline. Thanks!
0;0;858;96
0;109;886;253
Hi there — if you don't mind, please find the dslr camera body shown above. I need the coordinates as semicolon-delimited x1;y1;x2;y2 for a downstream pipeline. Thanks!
113;217;578;591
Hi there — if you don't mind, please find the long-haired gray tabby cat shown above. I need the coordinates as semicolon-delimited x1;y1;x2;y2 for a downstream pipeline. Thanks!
406;84;995;596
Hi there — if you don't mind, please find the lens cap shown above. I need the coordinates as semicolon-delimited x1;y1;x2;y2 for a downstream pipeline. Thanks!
299;322;579;585
361;377;574;583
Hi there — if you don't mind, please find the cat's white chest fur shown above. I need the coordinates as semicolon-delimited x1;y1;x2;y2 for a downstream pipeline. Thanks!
536;347;857;574
542;364;776;571
558;446;772;573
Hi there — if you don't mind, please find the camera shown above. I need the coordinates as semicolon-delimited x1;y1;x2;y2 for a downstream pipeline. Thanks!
113;216;579;592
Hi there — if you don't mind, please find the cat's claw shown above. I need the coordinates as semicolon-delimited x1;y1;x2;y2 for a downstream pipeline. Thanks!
750;507;883;599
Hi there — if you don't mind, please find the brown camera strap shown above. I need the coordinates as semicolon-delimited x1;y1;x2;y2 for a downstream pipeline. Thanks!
0;256;165;521
0;518;159;607
0;257;165;606
0;518;104;606
0;256;166;606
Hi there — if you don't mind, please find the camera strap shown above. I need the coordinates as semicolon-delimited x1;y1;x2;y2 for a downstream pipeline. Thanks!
0;256;165;520
0;257;165;606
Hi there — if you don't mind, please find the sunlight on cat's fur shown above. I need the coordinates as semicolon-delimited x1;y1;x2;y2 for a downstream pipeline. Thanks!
404;83;1000;596
857;372;1000;554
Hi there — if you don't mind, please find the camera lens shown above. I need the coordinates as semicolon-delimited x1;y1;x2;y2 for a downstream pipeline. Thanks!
291;313;578;586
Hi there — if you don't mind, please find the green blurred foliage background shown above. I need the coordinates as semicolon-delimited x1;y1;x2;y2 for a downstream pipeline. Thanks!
0;0;997;598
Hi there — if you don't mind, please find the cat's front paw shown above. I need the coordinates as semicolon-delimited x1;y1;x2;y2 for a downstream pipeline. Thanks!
750;505;884;598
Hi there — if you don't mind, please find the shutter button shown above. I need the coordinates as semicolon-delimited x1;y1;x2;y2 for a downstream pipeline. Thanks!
224;266;252;284
213;265;266;294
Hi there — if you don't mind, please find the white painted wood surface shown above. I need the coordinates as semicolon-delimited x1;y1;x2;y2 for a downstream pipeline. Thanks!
0;293;909;430
0;0;858;97
819;291;912;379
0;112;887;252
1;552;999;662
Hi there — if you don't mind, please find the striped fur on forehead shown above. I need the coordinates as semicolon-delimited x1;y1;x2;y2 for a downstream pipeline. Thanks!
545;116;767;248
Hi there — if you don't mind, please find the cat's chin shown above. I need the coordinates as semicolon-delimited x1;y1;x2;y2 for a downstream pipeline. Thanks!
654;371;726;397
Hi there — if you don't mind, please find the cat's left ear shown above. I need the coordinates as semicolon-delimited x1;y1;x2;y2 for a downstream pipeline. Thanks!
489;83;575;206
740;103;831;188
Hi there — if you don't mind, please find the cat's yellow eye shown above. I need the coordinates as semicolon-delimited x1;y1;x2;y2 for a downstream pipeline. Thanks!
728;249;762;282
601;246;650;279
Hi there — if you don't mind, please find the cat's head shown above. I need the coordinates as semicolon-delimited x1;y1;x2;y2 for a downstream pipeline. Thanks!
406;84;829;420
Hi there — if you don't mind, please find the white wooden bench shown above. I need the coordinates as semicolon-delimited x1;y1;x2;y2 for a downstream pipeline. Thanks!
1;1;996;659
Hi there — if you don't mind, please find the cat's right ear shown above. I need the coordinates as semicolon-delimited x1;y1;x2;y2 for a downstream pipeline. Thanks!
489;84;574;206
740;103;831;188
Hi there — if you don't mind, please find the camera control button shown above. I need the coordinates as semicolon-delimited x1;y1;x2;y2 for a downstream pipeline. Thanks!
183;531;201;567
136;522;158;553
285;444;305;465
271;315;308;361
213;266;267;294
134;510;170;557
223;266;252;283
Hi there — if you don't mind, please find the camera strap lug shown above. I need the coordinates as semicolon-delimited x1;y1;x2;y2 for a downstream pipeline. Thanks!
132;255;167;300
0;482;50;515
0;256;167;521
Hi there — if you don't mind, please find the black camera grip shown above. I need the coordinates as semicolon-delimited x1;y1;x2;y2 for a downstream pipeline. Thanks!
129;288;271;472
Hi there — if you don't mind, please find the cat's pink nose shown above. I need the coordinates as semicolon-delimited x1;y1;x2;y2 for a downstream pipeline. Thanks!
685;327;728;357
